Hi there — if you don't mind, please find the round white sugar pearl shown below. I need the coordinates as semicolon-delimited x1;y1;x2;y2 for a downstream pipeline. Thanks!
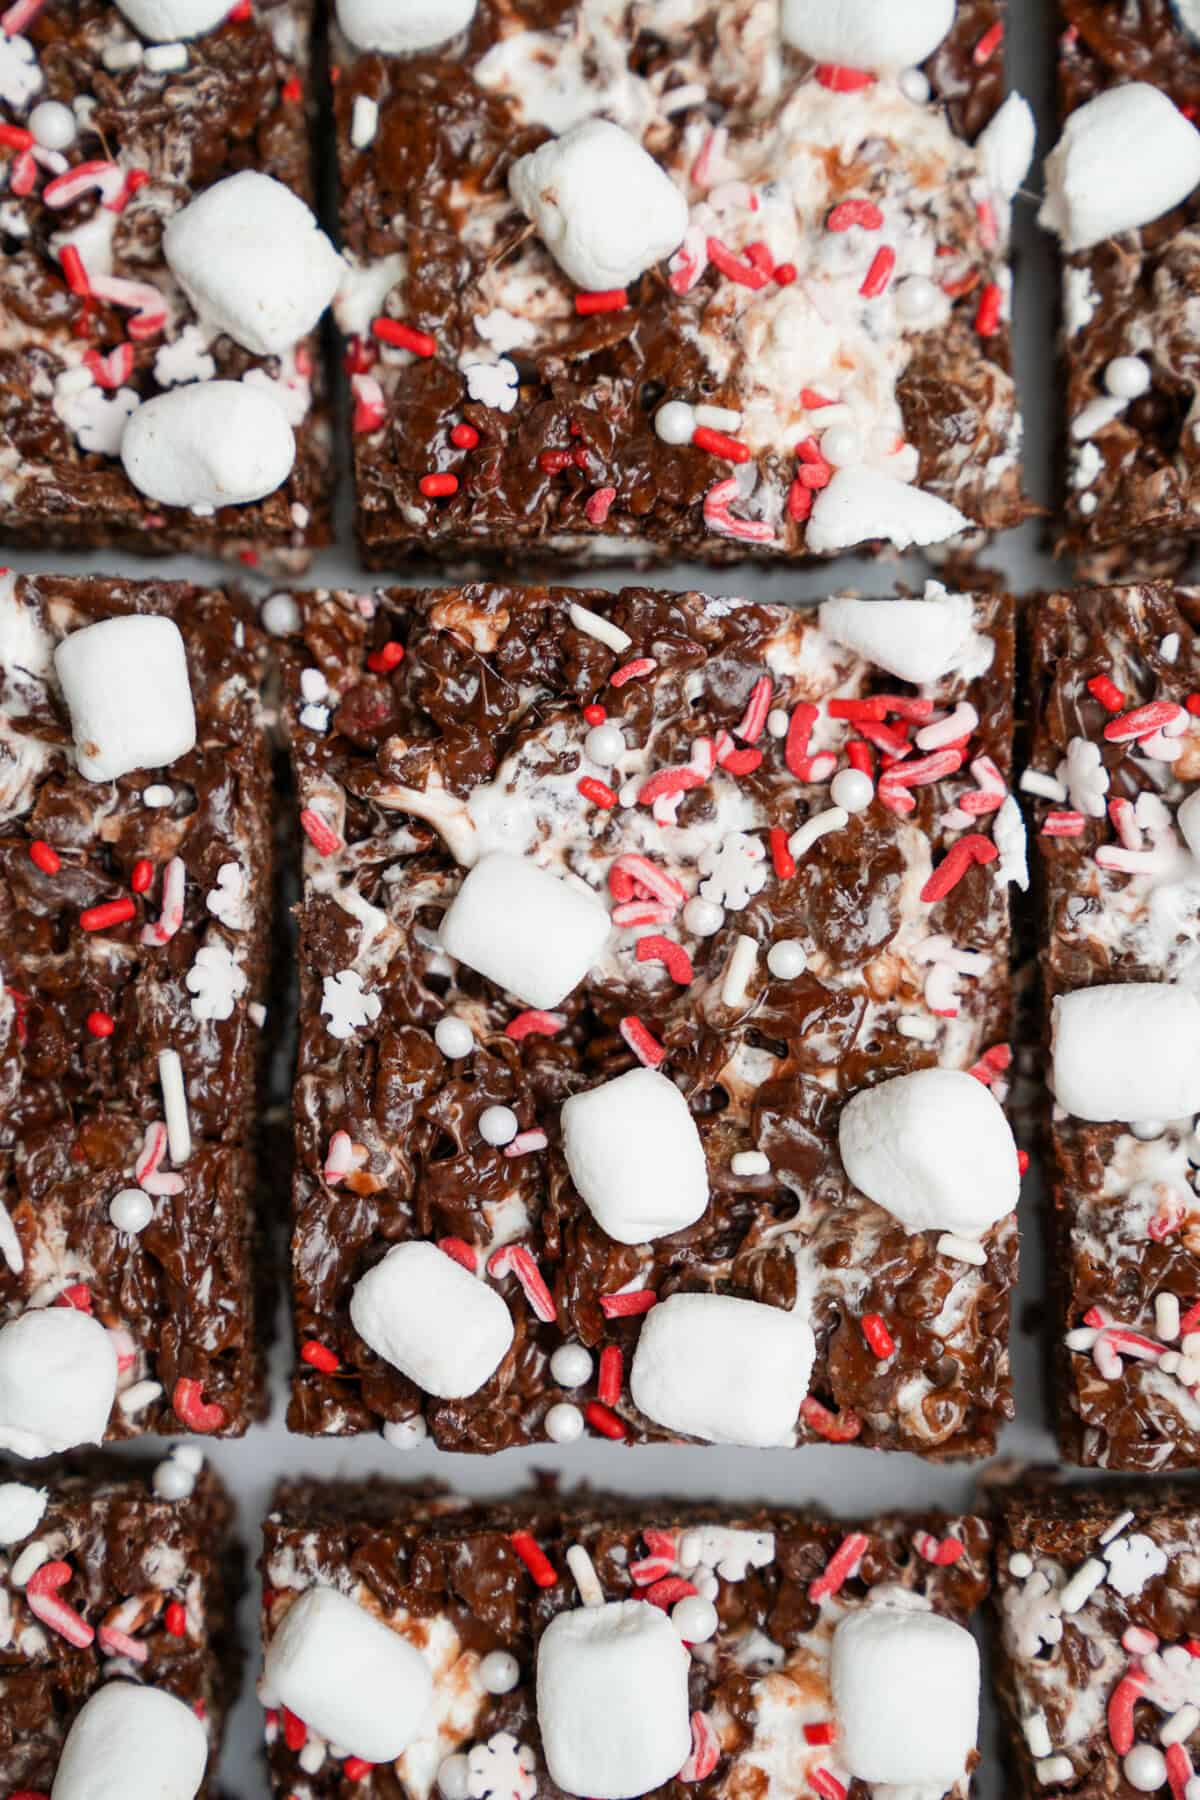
479;1650;520;1693
1124;1745;1167;1792
671;1595;718;1644
437;1755;471;1800
29;101;76;150
683;897;724;937
767;940;807;980
173;1446;204;1474
110;1188;154;1234
143;784;174;808
831;767;874;813
895;275;939;322
153;1459;195;1501
1104;355;1151;400
1131;1119;1165;1141
383;1415;428;1451
550;1343;593;1387
479;1105;519;1147
585;723;625;766
730;1151;770;1176
1008;1552;1033;1578
545;1402;584;1443
435;1016;474;1059
766;709;790;739
655;401;697;445
262;592;301;635
899;67;931;103
820;426;862;467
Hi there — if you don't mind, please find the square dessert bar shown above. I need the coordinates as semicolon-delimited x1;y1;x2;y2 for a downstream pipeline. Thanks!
0;1452;239;1797
261;1479;992;1800
331;0;1027;567
282;580;1021;1455
993;1482;1200;1797
1027;583;1200;1472
0;572;272;1450
1049;5;1200;563
0;1;333;563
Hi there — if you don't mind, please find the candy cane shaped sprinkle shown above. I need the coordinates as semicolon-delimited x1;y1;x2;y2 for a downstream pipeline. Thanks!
827;198;883;232
158;1048;191;1164
715;739;762;776
1041;811;1086;837
679;1712;720;1783
1166;1741;1193;1800
135;1121;168;1185
352;374;386;433
600;1289;657;1319
1124;1626;1159;1655
610;657;657;689
43;160;126;210
921;834;999;903
506;1130;550;1158
735;675;773;743
99;1624;148;1662
613;901;677;928
1;0;49;30
59;244;90;297
720;933;758;1009
1104;700;1183;742
1087;674;1125;711
810;1772;846;1800
585;1400;626;1439
568;603;632;654
438;1236;478;1273
25;1562;94;1648
1108;1666;1146;1753
642;1576;697;1610
172;1377;225;1433
299;808;342;856
879;747;965;797
566;1544;606;1606
141;855;185;945
912;1532;965;1566
89;275;167;338
505;1010;566;1043
860;1313;895;1358
809;1532;870;1602
489;1245;556;1322
916;702;978;752
800;1396;862;1442
968;1043;1011;1085
959;755;1006;815
788;806;848;859
85;344;136;390
637;764;706;807
620;1015;665;1067
703;478;775;544
706;236;771;290
585;485;617;525
630;1554;675;1586
636;936;694;984
612;854;687;909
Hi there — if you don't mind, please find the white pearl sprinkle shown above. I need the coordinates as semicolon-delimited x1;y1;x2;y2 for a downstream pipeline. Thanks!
143;784;174;808
895;275;939;322
730;1151;770;1176
437;1755;471;1800
767;939;807;980
153;1460;195;1502
383;1416;428;1451
830;767;874;813
1104;355;1151;400
820;425;862;467
585;723;625;766
1008;1552;1033;1578
479;1650;520;1693
545;1401;585;1443
655;400;697;445
671;1595;719;1643
29;101;76;150
1131;1119;1165;1141
1124;1745;1168;1792
766;709;790;739
550;1343;593;1388
435;1016;474;1059
110;1188;154;1234
683;897;724;937
262;592;301;635
898;67;931;103
479;1105;519;1147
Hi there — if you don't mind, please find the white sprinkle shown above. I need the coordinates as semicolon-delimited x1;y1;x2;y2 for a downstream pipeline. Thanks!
545;1401;584;1442
683;897;724;937
898;1014;938;1042
1100;1509;1136;1546
153;1457;195;1501
731;1151;770;1176
479;1651;520;1694
655;400;697;445
437;1756;471;1800
899;66;931;102
172;1446;204;1475
479;1105;518;1147
1059;1556;1106;1613
566;1543;605;1607
299;1739;327;1775
830;767;873;813
568;602;631;655
788;805;848;860
1022;1711;1052;1760
1162;1704;1200;1746
0;1199;23;1275
766;939;807;980
550;1344;592;1388
29;101;75;150
102;39;143;70
110;1188;154;1235
145;41;188;71
766;709;789;739
11;1541;49;1587
1156;1293;1181;1341
351;94;379;148
262;593;301;635
1036;1757;1074;1786
382;1416;428;1450
1019;768;1068;802
1183;1331;1200;1357
936;1232;986;1266
585;723;625;766
435;1016;474;1059
1009;1552;1033;1578
1161;632;1181;664
118;1379;163;1416
1104;355;1152;399
142;783;174;808
300;667;329;703
158;1048;191;1165
694;405;741;431
299;703;329;733
721;933;757;1009
249;1002;267;1028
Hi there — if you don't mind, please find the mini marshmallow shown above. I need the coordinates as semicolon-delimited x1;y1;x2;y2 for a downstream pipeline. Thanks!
165;172;344;357
1039;83;1200;252
0;1481;45;1544
349;1240;513;1398
536;1600;692;1800
439;852;609;1009
55;614;196;783
116;0;230;39
629;1292;815;1446
0;1308;118;1460
509;119;688;292
807;470;970;555
561;1067;709;1246
1052;984;1200;1122
336;0;477;53
838;1068;1018;1237
121;381;295;510
818;591;980;685
976;92;1037;200
52;1684;208;1800
1178;789;1200;858
831;1603;979;1787
780;0;954;70
264;1586;434;1764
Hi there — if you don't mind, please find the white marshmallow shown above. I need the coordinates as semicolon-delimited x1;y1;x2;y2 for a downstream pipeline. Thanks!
807;471;970;554
976;93;1037;200
0;1308;118;1460
55;614;196;783
1052;984;1200;1122
781;0;954;70
165;172;344;357
115;0;229;39
52;1684;208;1800
838;1068;1018;1238
1039;83;1200;252
561;1067;709;1246
629;1292;815;1446
0;1481;45;1544
831;1603;979;1787
537;1601;691;1800
264;1586;434;1764
121;381;295;510
349;1241;513;1398
509;119;688;292
818;591;980;685
336;0;477;53
1178;789;1200;857
439;853;609;1009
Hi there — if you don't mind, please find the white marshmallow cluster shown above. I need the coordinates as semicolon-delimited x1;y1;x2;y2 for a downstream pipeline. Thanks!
807;470;969;555
561;1067;709;1245
121;382;296;511
1039;83;1200;252
536;1600;691;1800
818;590;982;685
116;0;229;40
55;614;196;783
0;1308;118;1460
165;172;344;358
831;1599;979;1787
336;0;477;53
52;1684;209;1800
509;119;689;293
629;1292;815;1446
1052;984;1200;1122
264;1586;434;1763
780;0;955;71
439;852;610;1009
838;1068;1019;1238
349;1240;513;1397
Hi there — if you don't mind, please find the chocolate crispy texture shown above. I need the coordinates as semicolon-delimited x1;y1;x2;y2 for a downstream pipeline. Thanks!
0;1;331;563
331;0;1026;568
0;1453;240;1794
1056;2;1200;558
282;582;1017;1455
0;573;272;1438
262;1478;991;1800
1028;583;1200;1472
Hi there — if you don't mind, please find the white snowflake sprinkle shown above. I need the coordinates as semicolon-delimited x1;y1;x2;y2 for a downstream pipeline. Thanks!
53;373;139;456
698;832;768;912
1058;736;1109;818
1002;1567;1063;1659
1143;1644;1200;1715
185;943;247;1023
321;970;381;1040
462;358;520;413
206;862;251;931
0;36;43;111
1103;1533;1168;1599
153;325;217;388
467;1734;537;1800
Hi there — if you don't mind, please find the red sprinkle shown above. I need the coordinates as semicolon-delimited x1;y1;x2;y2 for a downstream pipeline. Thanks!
172;1377;226;1435
706;236;771;290
599;1289;657;1319
804;1723;836;1747
1166;1742;1194;1800
366;641;405;673
0;123;33;149
860;1312;895;1359
786;480;813;522
280;73;302;102
80;897;136;933
770;827;796;881
1087;673;1125;712
420;473;459;498
1018;1149;1030;1175
438;1236;478;1273
811;1772;847;1800
774;261;798;285
576;288;628;314
578;775;618;809
1041;811;1085;838
29;839;60;875
585;486;617;525
585;1400;627;1440
510;1530;559;1587
86;1010;115;1039
282;1707;308;1752
800;1396;862;1443
450;422;480;450
1107;1667;1145;1755
827;198;883;232
860;245;896;298
815;64;874;91
693;425;751;464
610;656;657;689
343;1760;374;1784
583;704;607;726
164;1601;187;1638
809;1531;870;1602
299;808;342;858
636;934;694;985
920;834;999;903
642;1575;698;1610
371;317;436;357
130;857;154;894
506;1010;565;1041
25;1562;94;1649
56;1283;92;1314
300;1340;339;1374
60;244;90;298
846;740;873;774
975;281;1003;337
913;1531;966;1566
598;1344;623;1406
974;20;1005;62
620;1015;665;1068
